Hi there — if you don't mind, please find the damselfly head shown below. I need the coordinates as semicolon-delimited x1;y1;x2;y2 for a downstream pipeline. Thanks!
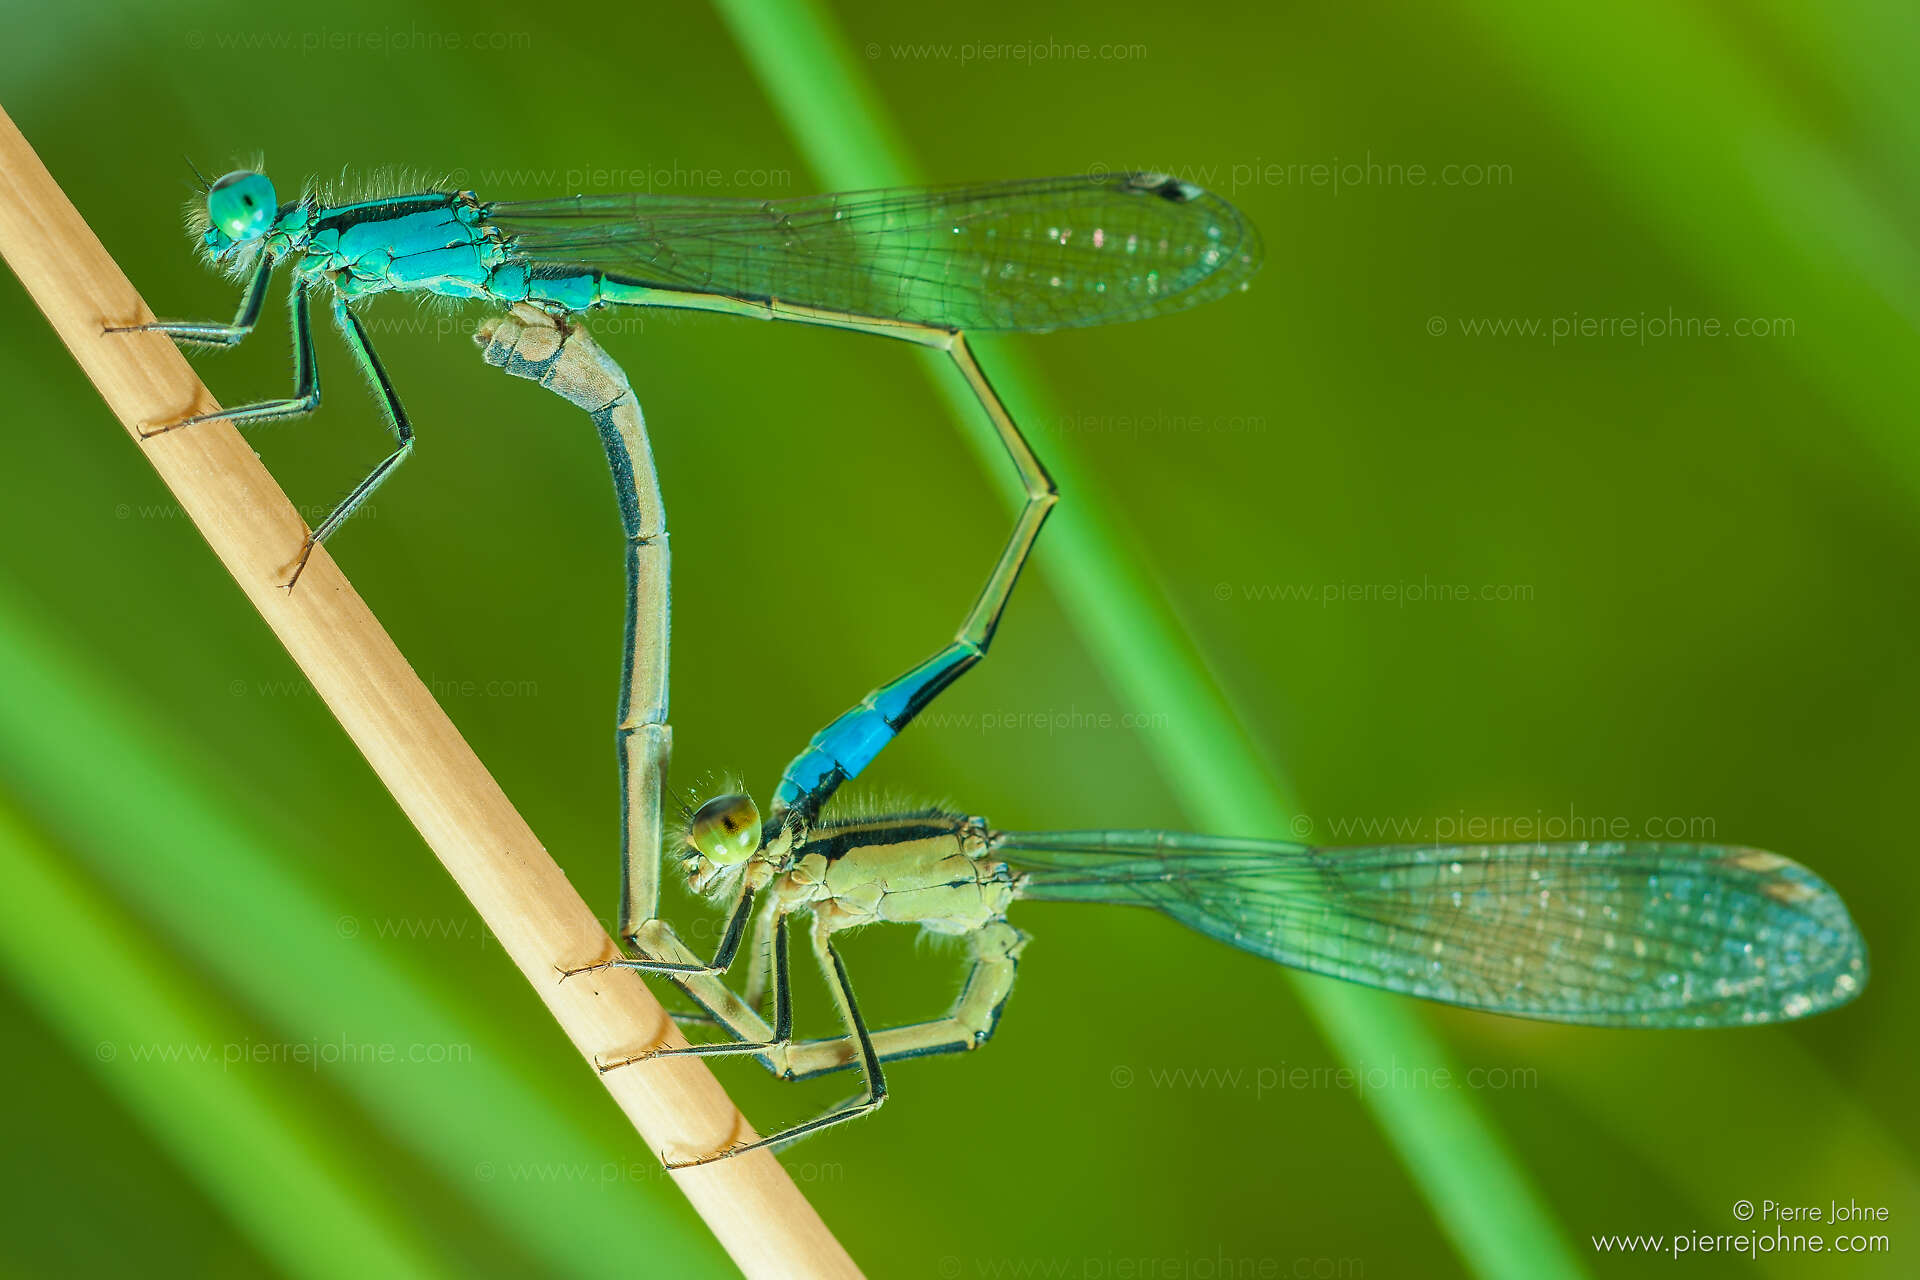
201;169;277;257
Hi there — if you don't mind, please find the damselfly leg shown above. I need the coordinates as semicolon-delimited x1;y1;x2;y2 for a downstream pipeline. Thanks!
597;913;794;1070
106;254;273;348
111;278;414;588
663;923;887;1168
780;921;1028;1082
298;297;414;587
120;275;316;438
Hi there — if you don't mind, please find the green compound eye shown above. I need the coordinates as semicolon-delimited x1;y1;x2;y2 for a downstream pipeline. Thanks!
207;170;277;243
688;793;762;866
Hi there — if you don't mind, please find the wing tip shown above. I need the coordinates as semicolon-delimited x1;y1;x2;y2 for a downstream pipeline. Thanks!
1714;844;1870;1021
1109;170;1265;288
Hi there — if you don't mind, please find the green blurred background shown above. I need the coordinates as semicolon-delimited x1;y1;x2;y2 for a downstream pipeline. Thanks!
0;0;1912;1276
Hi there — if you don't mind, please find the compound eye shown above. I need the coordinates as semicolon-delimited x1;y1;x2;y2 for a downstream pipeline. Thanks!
689;794;761;866
207;170;277;243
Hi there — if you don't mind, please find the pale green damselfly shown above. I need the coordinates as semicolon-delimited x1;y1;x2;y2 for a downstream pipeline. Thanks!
477;309;1864;1169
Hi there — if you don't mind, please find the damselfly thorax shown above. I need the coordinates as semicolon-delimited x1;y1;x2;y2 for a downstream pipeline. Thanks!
261;190;701;312
768;813;1015;937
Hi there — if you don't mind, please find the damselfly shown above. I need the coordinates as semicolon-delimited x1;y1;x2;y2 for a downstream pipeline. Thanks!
112;164;1259;593
476;308;1866;1168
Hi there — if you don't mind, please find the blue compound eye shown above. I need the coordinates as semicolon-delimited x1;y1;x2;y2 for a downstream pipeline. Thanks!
207;170;277;243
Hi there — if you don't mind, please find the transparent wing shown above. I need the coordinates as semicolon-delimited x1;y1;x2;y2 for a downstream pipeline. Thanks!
482;172;1260;332
998;832;1867;1027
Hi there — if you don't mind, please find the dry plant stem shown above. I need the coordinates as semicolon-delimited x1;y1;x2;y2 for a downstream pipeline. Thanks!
0;106;861;1280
